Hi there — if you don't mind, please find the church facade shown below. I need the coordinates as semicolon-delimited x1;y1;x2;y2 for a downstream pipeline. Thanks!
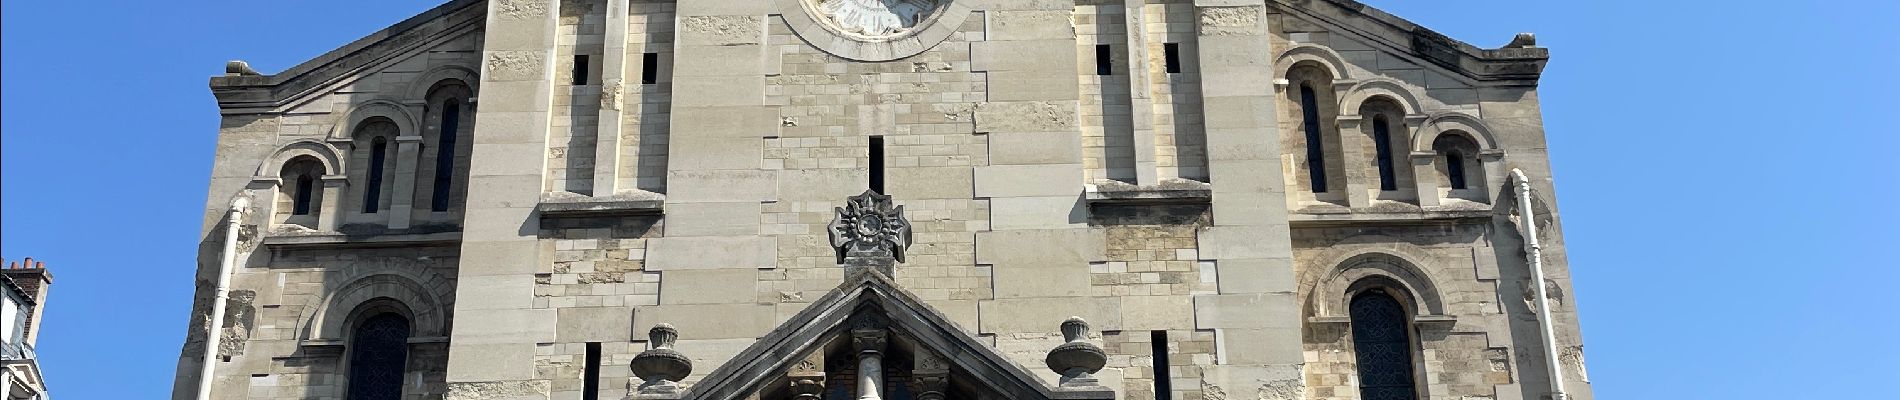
176;1;1591;399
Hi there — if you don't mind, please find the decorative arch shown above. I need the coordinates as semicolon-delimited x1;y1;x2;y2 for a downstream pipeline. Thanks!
1413;111;1501;151
1337;78;1424;118
256;139;346;177
300;272;450;344
326;99;420;142
1306;237;1450;320
770;0;975;62
403;65;480;101
1276;44;1354;81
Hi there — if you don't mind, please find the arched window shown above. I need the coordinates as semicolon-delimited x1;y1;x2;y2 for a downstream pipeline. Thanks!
363;137;388;213
431;99;461;212
1372;116;1397;191
1300;84;1329;193
293;175;315;215
347;313;410;400
1431;134;1481;194
1351;290;1417;400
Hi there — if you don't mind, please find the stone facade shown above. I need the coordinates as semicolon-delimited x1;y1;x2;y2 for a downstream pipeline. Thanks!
178;1;1589;399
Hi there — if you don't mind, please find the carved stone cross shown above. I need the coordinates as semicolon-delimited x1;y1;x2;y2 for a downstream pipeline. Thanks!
828;190;913;277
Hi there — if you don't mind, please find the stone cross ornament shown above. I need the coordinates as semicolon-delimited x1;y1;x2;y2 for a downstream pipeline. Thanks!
828;190;913;277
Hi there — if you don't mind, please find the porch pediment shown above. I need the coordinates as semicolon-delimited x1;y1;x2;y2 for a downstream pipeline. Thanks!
657;272;1114;400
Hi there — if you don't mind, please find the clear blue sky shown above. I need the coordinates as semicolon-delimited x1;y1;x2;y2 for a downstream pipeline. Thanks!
3;1;1895;398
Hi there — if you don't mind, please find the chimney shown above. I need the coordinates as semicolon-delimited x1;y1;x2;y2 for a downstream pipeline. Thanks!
2;257;54;346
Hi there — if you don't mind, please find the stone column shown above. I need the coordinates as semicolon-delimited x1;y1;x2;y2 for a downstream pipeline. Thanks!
852;329;887;400
592;0;630;195
387;134;424;229
910;348;949;400
1409;151;1441;207
318;175;348;232
1335;115;1371;208
1122;0;1160;185
445;0;561;396
789;352;826;400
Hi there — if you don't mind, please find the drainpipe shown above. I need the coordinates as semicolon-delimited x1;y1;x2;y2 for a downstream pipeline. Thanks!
197;196;249;400
1511;169;1567;400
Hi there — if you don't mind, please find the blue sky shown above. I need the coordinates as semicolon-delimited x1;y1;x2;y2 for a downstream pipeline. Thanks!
3;1;1895;399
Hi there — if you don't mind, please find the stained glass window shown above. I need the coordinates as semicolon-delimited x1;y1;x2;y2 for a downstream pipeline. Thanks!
348;313;410;400
1351;291;1416;400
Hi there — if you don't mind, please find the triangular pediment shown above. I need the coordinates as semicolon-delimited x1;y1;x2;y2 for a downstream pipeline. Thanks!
678;272;1113;400
1270;0;1548;83
209;0;487;111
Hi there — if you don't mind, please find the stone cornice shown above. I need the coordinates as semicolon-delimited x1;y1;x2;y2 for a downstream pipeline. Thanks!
1269;0;1549;85
208;0;487;111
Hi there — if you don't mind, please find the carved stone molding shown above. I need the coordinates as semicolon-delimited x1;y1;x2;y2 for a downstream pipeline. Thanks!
773;0;974;61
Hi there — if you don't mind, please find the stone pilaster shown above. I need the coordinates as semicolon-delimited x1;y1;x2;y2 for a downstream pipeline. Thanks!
1189;0;1305;397
318;175;347;232
388;134;424;229
1122;0;1159;185
445;0;560;396
592;0;630;195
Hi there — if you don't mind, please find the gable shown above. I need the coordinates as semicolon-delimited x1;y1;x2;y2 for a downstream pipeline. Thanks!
677;273;1114;400
1269;0;1547;85
209;0;488;112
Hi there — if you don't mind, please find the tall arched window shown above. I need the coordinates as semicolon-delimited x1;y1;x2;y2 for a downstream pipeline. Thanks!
1300;84;1329;193
363;137;388;213
1432;134;1481;194
431;99;461;212
1351;290;1417;400
1372;116;1397;191
293;175;315;215
347;313;410;400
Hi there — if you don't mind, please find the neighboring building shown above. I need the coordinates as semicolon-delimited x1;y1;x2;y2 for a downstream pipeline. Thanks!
2;258;53;400
177;1;1590;399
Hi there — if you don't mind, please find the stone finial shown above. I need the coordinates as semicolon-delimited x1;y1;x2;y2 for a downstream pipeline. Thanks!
1044;317;1107;388
1506;33;1538;48
224;60;261;77
631;324;692;395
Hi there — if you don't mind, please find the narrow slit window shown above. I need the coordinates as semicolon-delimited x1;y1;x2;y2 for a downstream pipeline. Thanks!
1163;43;1182;74
641;52;659;84
1446;151;1468;190
573;54;590;85
1151;330;1173;399
1095;44;1113;76
869;136;885;194
1373;117;1397;191
432;99;461;212
1300;84;1329;192
364;137;388;213
293;175;314;215
582;342;602;400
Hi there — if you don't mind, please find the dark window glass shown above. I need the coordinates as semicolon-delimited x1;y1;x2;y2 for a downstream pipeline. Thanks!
1351;291;1417;400
1151;330;1172;399
293;175;314;215
573;54;590;85
1373;117;1397;191
1446;151;1468;190
869;136;885;194
642;53;659;84
347;313;410;400
583;342;602;400
1095;44;1113;76
1163;43;1182;74
364;137;388;214
432;99;461;212
1300;85;1329;192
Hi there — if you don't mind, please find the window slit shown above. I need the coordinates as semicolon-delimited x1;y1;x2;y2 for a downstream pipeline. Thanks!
1447;151;1468;190
364;137;387;214
573;54;590;85
583;342;602;400
293;175;314;215
869;136;885;194
1373;117;1397;191
641;53;659;84
432;99;461;212
1163;43;1182;73
1300;85;1329;192
1151;330;1172;399
1095;44;1113;76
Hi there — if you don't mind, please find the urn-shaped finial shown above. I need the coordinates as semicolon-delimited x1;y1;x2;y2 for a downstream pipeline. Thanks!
631;324;693;394
1045;317;1107;388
